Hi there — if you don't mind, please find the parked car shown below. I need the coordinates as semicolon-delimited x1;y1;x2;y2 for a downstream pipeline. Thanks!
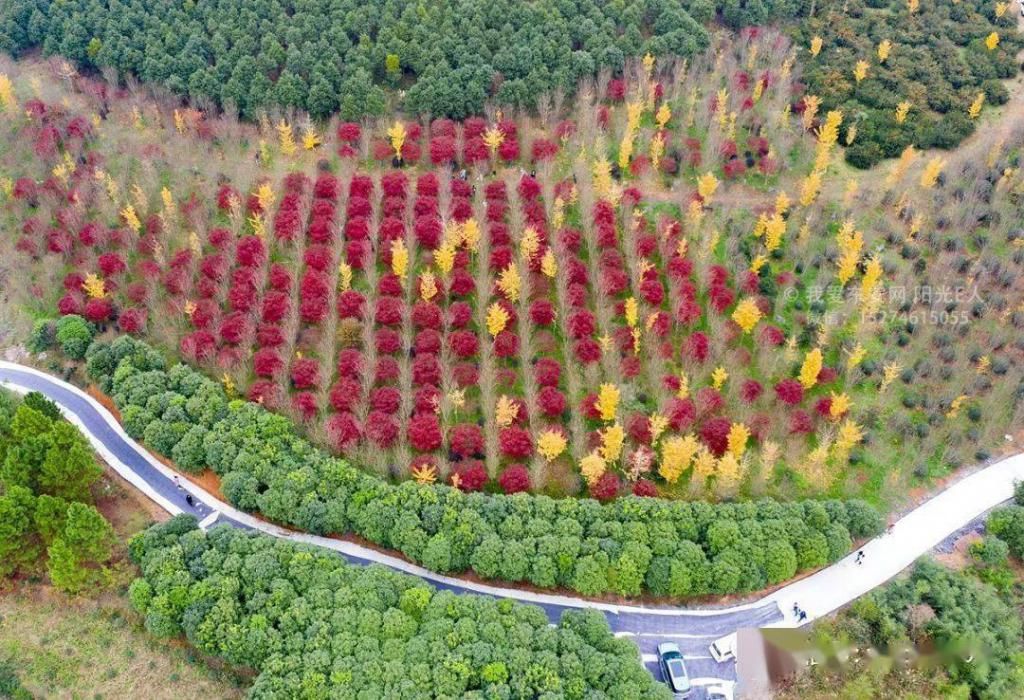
657;642;691;696
709;633;737;663
705;682;735;700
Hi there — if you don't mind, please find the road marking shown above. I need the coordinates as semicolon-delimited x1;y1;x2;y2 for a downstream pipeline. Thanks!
198;512;220;530
616;631;720;639
641;653;659;663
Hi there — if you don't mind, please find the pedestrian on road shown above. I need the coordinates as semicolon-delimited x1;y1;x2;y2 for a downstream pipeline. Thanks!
799;610;807;622
173;475;182;490
856;549;865;565
185;493;195;508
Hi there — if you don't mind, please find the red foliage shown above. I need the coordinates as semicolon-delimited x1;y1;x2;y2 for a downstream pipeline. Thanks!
633;479;658;497
375;356;400;384
83;298;112;323
700;417;732;457
818;366;838;385
336;348;363;376
685;332;710;362
304;244;332;272
628;414;652;444
329;378;362;412
740;379;764;403
449;330;479;359
529;299;556;327
498;464;531;494
775;379;804;405
534;358;561;388
429;137;456;165
374;328;401;355
337;290;365;320
450;460;488;492
219;311;251;344
369;386;401;415
412;353;441;386
590;472;621;502
290;358;321;390
235;235;266;268
531;139;559;161
695;387;723;416
497;137;520;162
537;386;567;417
408;413;443;452
606;79;626;101
292;391;319;421
448;302;473;329
326;412;361;451
449;423;485;459
760;325;785;346
299;271;330;323
815;396;834;418
256;324;285;347
248;380;282;409
567;310;595;339
493;330;519;358
117;307;146;335
374;296;404;327
366;410;399;447
261;291;290;323
449;269;475;297
666;397;697;432
453;362;480;388
254;348;285;378
789;410;813;434
499;427;533;459
337;122;361;143
180;331;216;362
574;338;602;364
414;386;442;414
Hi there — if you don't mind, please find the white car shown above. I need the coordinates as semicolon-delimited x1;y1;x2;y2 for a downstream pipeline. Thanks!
708;633;737;663
657;642;692;696
704;682;735;700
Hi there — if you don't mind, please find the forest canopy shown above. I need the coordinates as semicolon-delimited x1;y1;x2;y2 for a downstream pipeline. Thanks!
0;0;811;120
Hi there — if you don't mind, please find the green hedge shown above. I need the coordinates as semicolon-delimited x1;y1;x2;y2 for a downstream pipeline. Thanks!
129;516;670;698
88;337;884;599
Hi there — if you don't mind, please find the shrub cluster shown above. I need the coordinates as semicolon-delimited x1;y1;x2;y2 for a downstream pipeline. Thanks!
0;0;716;119
129;516;670;698
89;337;884;599
0;389;115;592
798;0;1022;167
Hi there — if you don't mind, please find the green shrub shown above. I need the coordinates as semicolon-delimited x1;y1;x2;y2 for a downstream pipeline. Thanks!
96;338;882;599
55;315;94;360
130;517;670;698
26;318;57;354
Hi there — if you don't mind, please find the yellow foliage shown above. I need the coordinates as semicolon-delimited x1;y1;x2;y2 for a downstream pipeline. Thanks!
732;298;763;333
996;2;1009;17
895;101;911;124
775;191;791;216
412;464;437;484
618;132;634;170
387;121;407;158
456;218;478;251
302;127;321;150
338;262;353;292
435;243;455;276
985;32;999;51
712;366;728;390
907;0;919;12
497;262;521;303
390;239;409;281
655;103;672;129
537;430;568;462
82;273;106;299
799;348;823;389
276;120;296;156
120;204;141;232
0;74;17;113
727;423;750;459
799;171;822;207
715;453;742;493
520;227;540;261
625;297;639;328
946;394;969;418
845;124;857;146
419;270;438;302
173;109;185;134
860;254;883;312
580;451;607;485
877;39;892;62
486;303;510;337
764;213;786;252
810;36;823;57
649;130;665;170
659;435;699;483
541;248;557;278
834;419;864;457
696;172;719;203
846;343;866;372
600;423;625;462
597;383;620;421
880;361;901;391
483;127;504;156
649;413;669;444
802;95;820;131
968;92;985;120
256;183;275;212
853;60;869;83
829;392;852;418
921;155;942;188
496;395;519;427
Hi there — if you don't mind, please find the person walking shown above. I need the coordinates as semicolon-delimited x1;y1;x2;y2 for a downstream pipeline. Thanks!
173;475;183;491
855;549;865;565
185;493;195;508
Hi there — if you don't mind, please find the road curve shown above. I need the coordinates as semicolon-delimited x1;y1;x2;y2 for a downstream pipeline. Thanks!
4;361;1023;684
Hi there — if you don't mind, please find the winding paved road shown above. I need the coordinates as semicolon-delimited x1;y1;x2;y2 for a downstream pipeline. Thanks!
4;361;1023;694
